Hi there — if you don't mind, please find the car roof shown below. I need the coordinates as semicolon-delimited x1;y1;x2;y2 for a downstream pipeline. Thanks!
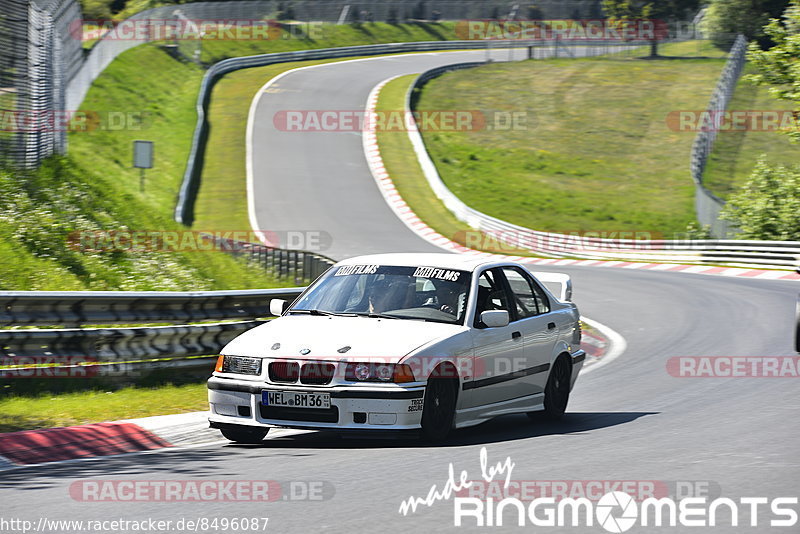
335;253;502;272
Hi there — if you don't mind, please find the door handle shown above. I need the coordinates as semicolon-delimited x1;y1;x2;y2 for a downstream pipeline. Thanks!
511;331;521;339
547;322;556;330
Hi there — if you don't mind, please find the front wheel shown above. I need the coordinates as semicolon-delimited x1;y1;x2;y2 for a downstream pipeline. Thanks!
220;426;269;444
420;378;457;442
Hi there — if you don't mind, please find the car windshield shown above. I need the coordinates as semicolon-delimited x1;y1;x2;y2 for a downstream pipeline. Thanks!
290;265;471;325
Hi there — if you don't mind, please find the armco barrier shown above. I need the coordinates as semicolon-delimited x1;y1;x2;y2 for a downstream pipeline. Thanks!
404;61;800;269
0;287;304;375
199;233;335;286
0;288;303;327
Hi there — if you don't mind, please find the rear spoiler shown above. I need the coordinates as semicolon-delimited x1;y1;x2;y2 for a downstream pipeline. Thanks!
530;271;572;302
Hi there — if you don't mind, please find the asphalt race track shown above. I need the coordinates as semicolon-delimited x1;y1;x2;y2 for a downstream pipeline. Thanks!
3;49;799;533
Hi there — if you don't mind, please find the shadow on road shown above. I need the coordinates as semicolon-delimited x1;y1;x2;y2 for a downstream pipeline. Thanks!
244;410;657;450
0;412;655;489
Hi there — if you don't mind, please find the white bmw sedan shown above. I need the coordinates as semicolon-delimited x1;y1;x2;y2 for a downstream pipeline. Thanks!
208;253;585;443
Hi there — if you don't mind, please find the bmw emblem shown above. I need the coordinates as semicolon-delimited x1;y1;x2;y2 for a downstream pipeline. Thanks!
300;348;311;355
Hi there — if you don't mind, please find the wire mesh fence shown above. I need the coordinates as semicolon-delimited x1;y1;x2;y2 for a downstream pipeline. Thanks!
0;0;30;167
690;34;747;238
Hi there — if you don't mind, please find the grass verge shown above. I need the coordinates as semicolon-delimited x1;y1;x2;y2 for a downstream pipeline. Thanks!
0;44;283;291
414;40;730;236
0;383;208;433
16;22;463;288
375;75;533;255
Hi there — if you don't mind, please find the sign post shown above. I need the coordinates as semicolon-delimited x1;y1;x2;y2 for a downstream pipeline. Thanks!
133;140;153;192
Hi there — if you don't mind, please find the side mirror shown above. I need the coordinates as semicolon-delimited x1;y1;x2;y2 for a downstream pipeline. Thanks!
269;299;288;316
480;310;509;328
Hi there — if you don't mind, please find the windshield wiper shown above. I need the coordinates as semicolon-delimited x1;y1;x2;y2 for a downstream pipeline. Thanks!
353;312;401;320
289;309;357;317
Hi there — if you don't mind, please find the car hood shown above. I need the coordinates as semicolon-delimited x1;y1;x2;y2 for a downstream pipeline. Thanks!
222;315;462;362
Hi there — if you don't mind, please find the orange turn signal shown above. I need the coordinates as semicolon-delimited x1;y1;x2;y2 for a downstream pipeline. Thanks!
215;355;225;373
393;364;416;383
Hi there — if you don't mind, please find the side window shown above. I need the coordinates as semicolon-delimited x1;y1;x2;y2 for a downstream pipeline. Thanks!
501;267;550;318
473;269;510;327
501;267;539;319
531;279;550;315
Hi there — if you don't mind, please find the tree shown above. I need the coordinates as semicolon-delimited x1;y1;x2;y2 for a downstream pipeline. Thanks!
746;0;800;142
719;157;800;239
701;0;790;50
602;0;701;56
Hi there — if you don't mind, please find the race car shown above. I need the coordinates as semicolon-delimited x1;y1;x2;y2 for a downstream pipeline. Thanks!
208;253;585;443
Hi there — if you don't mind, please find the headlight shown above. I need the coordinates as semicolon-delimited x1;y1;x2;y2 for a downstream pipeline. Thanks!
354;363;371;381
375;364;393;381
218;355;262;375
345;362;416;383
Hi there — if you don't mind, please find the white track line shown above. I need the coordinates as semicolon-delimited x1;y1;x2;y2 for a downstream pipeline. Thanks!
579;316;628;374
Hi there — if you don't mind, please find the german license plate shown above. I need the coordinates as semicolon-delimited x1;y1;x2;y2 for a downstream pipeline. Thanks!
262;390;330;409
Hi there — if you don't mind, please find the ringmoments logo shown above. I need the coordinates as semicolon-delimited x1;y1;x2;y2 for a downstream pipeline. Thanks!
398;448;799;530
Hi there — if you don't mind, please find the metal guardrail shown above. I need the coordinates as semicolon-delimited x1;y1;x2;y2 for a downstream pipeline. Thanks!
0;288;303;327
0;288;305;374
200;233;335;285
404;61;800;269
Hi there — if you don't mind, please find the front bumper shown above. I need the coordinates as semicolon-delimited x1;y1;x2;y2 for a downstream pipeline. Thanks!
207;376;426;431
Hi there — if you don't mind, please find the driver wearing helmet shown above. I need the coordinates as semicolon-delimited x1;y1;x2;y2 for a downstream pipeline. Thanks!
430;279;463;316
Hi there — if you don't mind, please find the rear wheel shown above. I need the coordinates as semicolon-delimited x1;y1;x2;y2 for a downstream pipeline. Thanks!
542;356;572;420
220;426;269;444
528;355;572;421
420;377;457;442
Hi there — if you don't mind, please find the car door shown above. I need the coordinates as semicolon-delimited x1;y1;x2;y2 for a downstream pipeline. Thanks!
465;268;528;408
498;266;558;395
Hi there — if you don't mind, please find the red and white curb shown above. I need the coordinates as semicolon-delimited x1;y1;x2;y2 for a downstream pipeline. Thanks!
362;77;800;283
0;412;222;470
0;421;172;468
0;411;314;470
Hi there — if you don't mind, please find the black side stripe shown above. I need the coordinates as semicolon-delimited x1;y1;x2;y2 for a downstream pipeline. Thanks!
462;363;550;391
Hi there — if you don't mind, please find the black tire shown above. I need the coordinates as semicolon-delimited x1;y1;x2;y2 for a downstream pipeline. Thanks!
220;426;269;444
420;377;457;442
537;355;572;421
795;293;799;353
